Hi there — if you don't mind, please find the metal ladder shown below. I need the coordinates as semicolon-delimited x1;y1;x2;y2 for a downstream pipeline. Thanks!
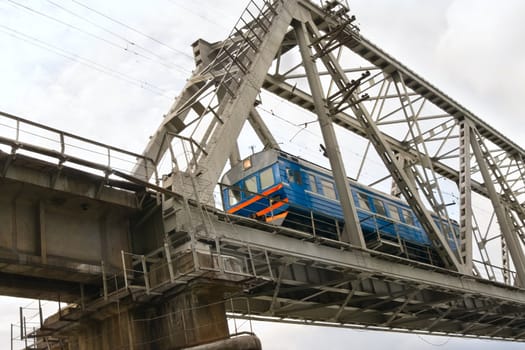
203;0;279;97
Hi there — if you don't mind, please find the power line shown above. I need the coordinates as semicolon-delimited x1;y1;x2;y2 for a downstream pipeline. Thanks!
257;104;396;180
44;0;191;74
257;105;320;139
70;0;193;60
0;23;170;97
4;0;188;74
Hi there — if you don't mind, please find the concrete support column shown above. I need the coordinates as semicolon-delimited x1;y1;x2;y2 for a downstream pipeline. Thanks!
149;285;230;349
62;305;135;350
52;284;231;350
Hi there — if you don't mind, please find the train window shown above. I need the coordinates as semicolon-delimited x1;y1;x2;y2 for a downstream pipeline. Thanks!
401;209;414;226
453;225;460;238
320;179;336;200
245;175;257;194
308;174;318;193
260;167;274;189
286;168;302;184
357;192;371;210
441;222;456;239
386;203;401;221
373;198;386;216
295;171;302;184
228;186;242;206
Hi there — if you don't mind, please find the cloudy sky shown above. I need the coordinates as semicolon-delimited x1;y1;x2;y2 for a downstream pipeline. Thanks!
1;0;525;348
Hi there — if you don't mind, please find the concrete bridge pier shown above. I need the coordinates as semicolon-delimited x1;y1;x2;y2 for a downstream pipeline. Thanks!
142;284;231;349
43;280;259;350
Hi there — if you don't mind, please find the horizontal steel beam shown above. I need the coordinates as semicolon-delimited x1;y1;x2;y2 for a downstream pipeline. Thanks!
262;74;490;197
211;217;525;303
300;0;525;162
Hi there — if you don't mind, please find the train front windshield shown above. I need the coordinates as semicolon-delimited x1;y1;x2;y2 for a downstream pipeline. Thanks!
222;165;279;212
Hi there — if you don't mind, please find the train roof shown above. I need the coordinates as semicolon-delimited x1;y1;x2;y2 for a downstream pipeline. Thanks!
274;149;408;203
222;148;417;207
221;148;381;194
221;149;280;186
221;148;405;205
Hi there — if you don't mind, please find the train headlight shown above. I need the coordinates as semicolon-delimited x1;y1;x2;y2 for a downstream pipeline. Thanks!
243;157;252;170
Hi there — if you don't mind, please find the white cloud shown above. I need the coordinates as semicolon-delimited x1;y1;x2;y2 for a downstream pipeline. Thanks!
435;0;525;141
352;0;525;147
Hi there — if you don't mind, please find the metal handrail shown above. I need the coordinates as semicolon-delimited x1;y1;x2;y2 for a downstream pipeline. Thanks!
0;110;160;186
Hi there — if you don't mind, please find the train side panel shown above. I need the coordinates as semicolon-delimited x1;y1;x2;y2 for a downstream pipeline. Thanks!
221;150;458;267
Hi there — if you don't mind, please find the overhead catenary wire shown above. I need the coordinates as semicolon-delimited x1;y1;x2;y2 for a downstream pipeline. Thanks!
44;0;191;74
3;0;188;74
256;104;389;172
0;24;171;97
70;0;194;60
257;103;470;210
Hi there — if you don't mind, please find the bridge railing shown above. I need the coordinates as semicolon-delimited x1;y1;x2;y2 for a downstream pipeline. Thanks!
472;258;516;284
219;182;434;256
0;110;159;186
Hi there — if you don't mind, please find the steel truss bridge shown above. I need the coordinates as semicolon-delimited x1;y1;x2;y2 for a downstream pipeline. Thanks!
3;0;525;348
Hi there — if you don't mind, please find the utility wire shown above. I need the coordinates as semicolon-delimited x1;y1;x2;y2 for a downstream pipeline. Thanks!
0;24;170;97
257;104;396;181
4;0;187;74
70;0;193;60
44;0;191;73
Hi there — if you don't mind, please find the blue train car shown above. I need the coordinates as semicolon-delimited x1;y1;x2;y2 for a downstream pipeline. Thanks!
220;149;459;267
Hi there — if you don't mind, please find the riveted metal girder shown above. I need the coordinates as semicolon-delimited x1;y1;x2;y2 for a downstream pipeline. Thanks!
294;19;365;248
143;0;525;284
142;0;298;203
294;16;462;271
